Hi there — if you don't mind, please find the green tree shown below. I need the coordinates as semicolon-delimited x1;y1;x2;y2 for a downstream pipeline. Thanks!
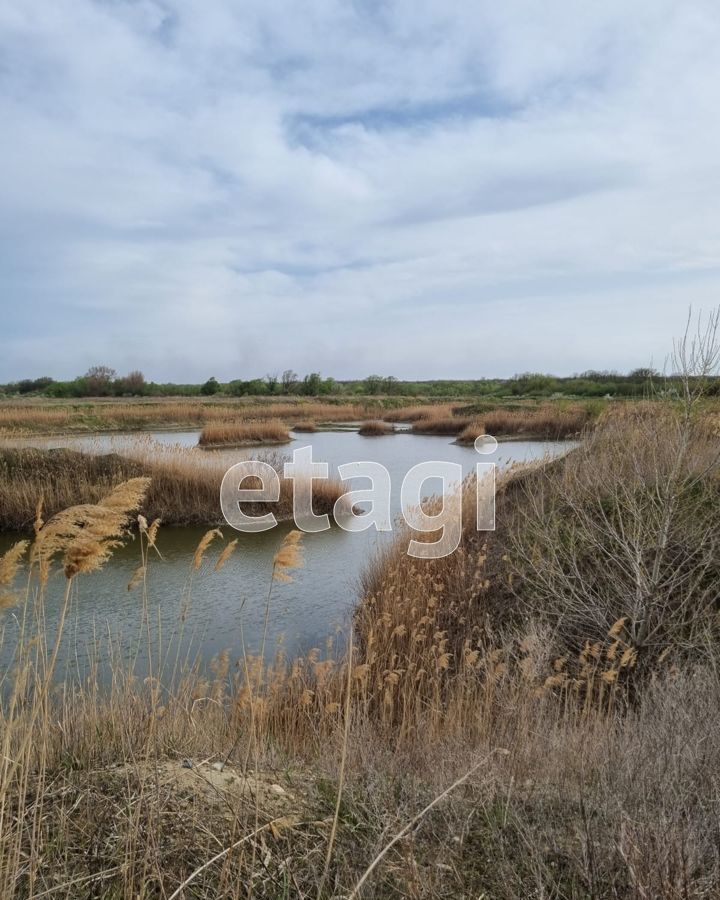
200;376;220;396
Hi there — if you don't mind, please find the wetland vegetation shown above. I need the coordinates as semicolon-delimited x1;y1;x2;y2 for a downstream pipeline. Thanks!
1;324;720;897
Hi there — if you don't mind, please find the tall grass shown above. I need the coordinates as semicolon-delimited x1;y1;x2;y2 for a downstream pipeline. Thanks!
198;421;291;446
1;388;719;894
383;403;455;422
0;399;378;434
412;402;597;440
1;465;718;896
411;414;471;435
357;420;395;436
0;441;346;530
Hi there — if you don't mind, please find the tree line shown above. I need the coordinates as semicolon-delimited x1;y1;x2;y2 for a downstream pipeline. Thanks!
2;366;712;399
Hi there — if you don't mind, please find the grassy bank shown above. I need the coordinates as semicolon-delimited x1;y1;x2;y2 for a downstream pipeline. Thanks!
410;401;599;439
0;396;606;439
0;398;384;435
1;386;719;895
0;442;345;531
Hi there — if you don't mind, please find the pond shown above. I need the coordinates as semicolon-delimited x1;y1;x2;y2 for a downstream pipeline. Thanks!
0;429;574;679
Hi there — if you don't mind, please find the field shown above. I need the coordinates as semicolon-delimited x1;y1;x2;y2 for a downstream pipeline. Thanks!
0;398;381;434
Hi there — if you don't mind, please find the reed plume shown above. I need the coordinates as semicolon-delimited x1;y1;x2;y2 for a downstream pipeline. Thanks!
192;528;223;571
272;529;304;584
32;477;150;580
0;540;29;586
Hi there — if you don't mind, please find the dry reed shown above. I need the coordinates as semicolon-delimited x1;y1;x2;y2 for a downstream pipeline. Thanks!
198;420;291;446
357;420;395;436
0;441;348;530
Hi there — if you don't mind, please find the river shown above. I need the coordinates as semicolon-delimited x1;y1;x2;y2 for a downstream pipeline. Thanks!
0;429;573;679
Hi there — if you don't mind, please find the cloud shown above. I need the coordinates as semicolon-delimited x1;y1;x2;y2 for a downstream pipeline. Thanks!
0;0;719;380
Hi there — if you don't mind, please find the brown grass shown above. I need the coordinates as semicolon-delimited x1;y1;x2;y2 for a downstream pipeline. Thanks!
357;420;395;436
1;473;718;896
411;414;472;435
0;398;379;435
0;441;347;529
0;393;719;895
408;402;598;440
198;420;291;447
480;403;594;439
383;403;455;422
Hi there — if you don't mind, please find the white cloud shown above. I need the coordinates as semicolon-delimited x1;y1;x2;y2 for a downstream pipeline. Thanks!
0;0;719;380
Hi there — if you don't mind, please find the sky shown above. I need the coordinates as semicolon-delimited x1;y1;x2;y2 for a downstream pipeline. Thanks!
1;0;719;382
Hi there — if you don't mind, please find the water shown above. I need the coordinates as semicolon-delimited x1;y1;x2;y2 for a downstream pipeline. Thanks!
0;430;573;678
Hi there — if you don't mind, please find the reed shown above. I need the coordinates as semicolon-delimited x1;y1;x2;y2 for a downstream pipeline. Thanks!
0;492;717;897
479;403;594;439
198;420;291;446
357;420;395;436
0;381;718;894
0;399;378;435
0;440;347;530
411;414;471;435
383;403;454;422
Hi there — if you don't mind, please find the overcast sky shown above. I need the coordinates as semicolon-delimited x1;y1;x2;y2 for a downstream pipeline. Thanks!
1;1;719;382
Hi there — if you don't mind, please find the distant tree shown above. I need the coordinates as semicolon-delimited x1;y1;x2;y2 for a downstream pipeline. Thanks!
115;370;146;396
281;369;298;393
200;376;220;396
227;379;248;396
265;373;279;394
247;378;268;395
628;367;659;380
301;372;323;396
364;375;384;395
84;365;117;396
16;376;53;394
125;370;146;393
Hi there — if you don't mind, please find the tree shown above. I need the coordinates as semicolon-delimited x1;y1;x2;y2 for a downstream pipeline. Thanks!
115;370;146;396
364;375;384;395
628;367;659;380
265;373;279;394
84;365;117;396
281;369;298;394
200;377;220;396
301;372;322;395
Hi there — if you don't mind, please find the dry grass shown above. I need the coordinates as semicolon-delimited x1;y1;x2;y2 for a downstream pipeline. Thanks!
480;403;594;439
0;398;378;435
198;421;291;447
1;390;719;895
411;414;472;435
0;440;347;530
357;420;395;436
383;403;455;422
456;419;487;443
412;403;596;440
1;488;718;896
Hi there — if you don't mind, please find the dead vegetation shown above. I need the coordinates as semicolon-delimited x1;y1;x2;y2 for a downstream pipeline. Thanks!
1;315;719;897
0;399;378;435
357;420;395;436
0;441;346;530
198;421;291;447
